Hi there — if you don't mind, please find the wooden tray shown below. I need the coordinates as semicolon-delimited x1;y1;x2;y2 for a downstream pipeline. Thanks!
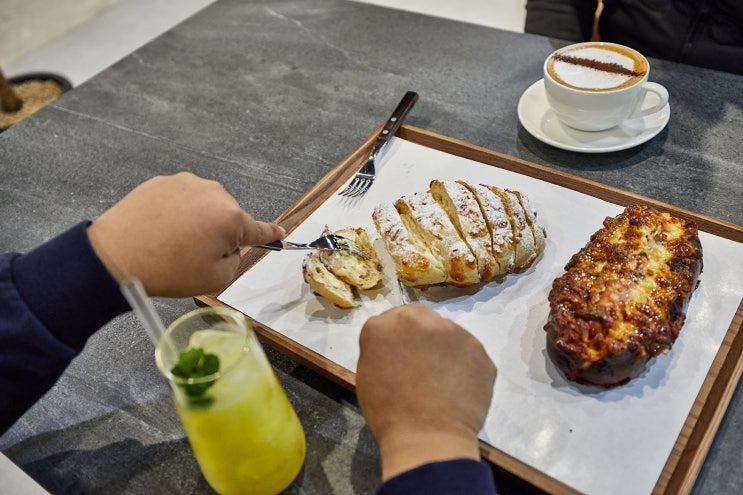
197;126;743;495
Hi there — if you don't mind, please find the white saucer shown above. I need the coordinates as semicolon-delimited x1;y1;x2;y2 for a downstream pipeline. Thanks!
517;79;671;153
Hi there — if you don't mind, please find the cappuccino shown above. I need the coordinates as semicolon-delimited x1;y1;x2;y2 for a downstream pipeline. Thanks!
546;43;647;92
541;42;668;131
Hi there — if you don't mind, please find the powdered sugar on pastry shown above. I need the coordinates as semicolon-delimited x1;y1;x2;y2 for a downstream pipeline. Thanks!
372;180;546;289
508;189;546;268
372;203;446;286
430;180;496;282
486;186;537;271
396;192;479;287
465;183;516;275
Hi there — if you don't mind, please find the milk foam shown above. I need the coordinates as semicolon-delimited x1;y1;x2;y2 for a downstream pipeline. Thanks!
552;47;640;90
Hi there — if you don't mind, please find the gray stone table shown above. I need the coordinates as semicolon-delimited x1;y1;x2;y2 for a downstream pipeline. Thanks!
1;0;742;493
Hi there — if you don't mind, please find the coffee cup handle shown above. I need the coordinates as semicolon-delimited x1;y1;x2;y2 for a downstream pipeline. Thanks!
631;82;669;118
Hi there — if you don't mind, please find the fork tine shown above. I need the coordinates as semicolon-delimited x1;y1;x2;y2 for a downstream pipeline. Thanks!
349;179;372;197
343;178;366;198
348;177;364;196
339;177;361;197
308;234;360;257
342;182;357;197
333;235;367;259
308;235;338;251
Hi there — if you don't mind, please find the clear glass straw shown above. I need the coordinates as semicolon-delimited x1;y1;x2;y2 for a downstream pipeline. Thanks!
120;278;177;358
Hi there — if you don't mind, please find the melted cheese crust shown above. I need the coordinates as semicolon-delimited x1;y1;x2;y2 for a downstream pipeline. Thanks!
547;204;703;370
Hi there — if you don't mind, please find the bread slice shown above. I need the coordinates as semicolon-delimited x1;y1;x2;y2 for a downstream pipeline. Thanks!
508;190;546;267
395;192;479;287
317;227;382;289
464;183;516;275
302;253;355;308
430;179;496;282
484;185;537;271
372;203;446;287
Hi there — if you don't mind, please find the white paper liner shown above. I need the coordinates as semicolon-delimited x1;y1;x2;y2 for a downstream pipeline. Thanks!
219;138;743;495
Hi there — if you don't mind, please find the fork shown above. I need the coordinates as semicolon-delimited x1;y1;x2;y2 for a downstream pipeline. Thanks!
256;234;367;258
338;91;419;197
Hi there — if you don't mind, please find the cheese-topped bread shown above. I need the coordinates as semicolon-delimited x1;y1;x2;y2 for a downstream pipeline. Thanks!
395;192;480;287
430;180;497;282
545;204;702;386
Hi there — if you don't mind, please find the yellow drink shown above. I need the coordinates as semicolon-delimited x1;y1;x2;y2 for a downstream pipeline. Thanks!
156;308;306;495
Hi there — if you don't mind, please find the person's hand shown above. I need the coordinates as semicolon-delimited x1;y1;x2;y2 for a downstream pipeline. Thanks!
356;304;496;481
87;172;285;297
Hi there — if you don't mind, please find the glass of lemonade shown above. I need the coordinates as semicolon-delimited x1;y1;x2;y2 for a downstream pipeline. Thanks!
155;306;306;495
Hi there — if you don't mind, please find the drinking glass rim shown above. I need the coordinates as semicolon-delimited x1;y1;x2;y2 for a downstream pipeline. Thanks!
155;306;250;384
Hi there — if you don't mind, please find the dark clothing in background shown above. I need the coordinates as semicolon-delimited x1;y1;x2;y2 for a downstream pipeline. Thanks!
525;0;743;75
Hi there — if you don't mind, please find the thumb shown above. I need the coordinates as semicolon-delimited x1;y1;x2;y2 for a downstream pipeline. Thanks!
242;218;286;246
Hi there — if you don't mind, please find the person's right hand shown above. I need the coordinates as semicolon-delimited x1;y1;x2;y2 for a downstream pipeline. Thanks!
356;304;497;481
87;172;285;297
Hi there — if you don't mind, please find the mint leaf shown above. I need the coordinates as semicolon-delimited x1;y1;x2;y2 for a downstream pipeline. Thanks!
170;347;220;398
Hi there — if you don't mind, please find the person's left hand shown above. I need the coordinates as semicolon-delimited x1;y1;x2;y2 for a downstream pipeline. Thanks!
356;304;496;480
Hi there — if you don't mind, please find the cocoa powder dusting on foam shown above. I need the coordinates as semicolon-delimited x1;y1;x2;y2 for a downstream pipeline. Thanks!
554;54;643;77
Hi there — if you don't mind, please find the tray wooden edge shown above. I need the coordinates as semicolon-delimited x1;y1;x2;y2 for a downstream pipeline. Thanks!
654;298;743;495
197;125;743;495
397;126;743;242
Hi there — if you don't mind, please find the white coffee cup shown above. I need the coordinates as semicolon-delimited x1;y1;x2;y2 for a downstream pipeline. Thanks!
543;42;669;132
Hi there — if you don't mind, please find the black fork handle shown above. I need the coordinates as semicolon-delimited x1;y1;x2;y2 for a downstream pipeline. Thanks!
374;91;419;150
257;240;285;251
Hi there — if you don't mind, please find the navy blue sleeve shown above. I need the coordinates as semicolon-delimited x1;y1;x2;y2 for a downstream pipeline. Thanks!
0;222;130;433
376;459;496;495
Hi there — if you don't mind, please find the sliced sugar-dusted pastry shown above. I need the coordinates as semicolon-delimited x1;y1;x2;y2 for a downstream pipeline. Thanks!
395;192;479;287
506;189;546;268
372;202;446;287
485;185;537;271
429;179;497;282
465;183;516;275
